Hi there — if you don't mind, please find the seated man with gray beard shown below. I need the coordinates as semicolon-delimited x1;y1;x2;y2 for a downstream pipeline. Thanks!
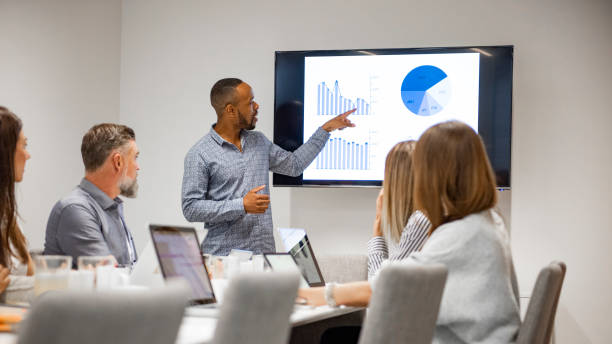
43;124;139;268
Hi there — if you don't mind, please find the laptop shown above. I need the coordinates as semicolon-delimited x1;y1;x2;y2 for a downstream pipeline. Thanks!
149;224;218;316
279;228;326;287
263;253;310;288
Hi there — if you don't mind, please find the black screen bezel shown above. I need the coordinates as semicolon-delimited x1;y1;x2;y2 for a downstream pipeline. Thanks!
273;45;513;188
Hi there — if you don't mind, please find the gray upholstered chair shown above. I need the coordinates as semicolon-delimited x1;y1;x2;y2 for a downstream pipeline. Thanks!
288;255;367;344
17;281;190;344
357;263;447;344
317;254;368;283
516;261;567;344
212;271;300;344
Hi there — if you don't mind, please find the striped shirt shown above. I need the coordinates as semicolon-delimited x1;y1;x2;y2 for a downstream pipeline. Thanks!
182;125;330;255
367;210;431;279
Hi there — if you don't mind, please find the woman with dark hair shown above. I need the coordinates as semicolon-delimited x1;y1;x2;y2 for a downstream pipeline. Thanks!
299;121;520;343
0;106;34;302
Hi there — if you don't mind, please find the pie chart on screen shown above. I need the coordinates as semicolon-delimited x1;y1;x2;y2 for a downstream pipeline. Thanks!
401;65;451;116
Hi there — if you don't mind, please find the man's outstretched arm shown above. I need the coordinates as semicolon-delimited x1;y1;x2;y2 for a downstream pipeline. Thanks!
270;109;356;176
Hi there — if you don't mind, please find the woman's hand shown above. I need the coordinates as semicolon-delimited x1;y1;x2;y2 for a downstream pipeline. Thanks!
297;287;326;306
27;253;34;276
0;265;11;293
373;189;383;237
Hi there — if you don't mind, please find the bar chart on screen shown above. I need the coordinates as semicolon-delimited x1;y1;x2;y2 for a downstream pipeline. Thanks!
305;69;380;179
315;136;371;171
317;80;371;116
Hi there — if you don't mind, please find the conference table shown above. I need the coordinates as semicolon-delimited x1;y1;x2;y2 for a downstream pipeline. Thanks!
175;304;364;344
0;303;365;344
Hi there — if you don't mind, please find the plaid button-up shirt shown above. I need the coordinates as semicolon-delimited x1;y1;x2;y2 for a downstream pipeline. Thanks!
182;125;329;255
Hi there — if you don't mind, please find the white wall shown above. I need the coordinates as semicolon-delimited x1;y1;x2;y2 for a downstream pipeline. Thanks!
120;1;612;342
0;0;122;250
2;0;610;342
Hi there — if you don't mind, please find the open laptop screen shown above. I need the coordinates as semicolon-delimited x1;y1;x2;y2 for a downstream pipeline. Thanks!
278;228;326;287
150;225;215;305
288;235;325;287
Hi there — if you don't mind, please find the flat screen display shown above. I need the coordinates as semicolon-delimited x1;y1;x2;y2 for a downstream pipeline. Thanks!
273;46;513;188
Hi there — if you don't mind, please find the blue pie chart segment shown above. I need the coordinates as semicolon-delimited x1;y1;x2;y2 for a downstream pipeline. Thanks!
401;91;426;113
401;65;451;116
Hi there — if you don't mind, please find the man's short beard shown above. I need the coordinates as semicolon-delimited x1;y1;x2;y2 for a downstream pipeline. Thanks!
238;109;255;130
119;175;138;198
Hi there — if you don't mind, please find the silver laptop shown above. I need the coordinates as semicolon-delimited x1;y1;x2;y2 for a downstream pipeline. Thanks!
149;224;218;316
279;228;326;287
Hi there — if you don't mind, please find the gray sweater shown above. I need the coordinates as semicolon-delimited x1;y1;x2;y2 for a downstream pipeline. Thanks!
403;210;520;343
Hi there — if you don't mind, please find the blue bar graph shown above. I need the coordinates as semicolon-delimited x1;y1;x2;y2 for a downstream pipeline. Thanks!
317;81;370;116
315;138;370;170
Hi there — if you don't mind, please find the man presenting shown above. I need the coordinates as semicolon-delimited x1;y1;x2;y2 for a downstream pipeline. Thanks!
182;78;354;255
44;124;139;267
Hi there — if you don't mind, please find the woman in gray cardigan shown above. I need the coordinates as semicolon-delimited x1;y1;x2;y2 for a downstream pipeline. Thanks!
298;120;520;343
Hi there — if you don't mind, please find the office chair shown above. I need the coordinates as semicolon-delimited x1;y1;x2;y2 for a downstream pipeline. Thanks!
516;261;567;344
318;254;368;283
212;271;300;344
17;281;190;344
357;263;447;344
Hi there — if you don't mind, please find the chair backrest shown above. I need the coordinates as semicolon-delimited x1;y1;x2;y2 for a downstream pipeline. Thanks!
516;261;567;344
357;263;447;344
317;254;368;283
17;281;190;344
212;271;300;344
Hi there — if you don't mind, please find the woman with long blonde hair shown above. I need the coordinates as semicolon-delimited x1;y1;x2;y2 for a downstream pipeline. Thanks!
367;140;430;279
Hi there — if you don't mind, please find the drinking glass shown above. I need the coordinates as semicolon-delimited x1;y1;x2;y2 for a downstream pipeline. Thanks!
77;256;118;290
223;256;239;279
68;256;116;290
77;255;117;270
34;255;72;296
211;256;225;279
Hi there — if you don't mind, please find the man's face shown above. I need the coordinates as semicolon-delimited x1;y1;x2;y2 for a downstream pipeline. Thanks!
118;140;140;198
234;83;259;130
